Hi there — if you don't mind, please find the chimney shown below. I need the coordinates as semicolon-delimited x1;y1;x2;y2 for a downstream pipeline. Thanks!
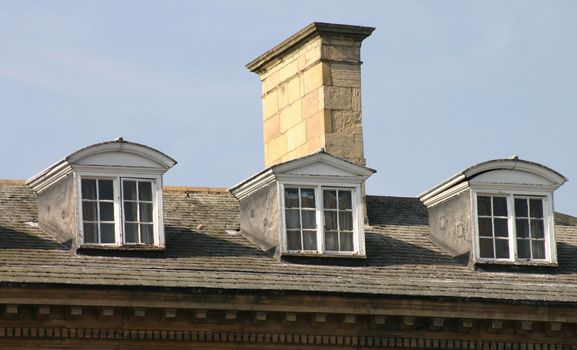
247;22;374;167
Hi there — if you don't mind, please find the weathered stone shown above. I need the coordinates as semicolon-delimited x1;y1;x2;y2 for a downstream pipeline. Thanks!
280;100;302;133
262;91;278;120
303;63;324;95
286;121;307;152
277;84;289;110
263;115;280;144
287;76;301;104
322;44;360;61
268;134;287;164
279;60;299;83
331;63;361;88
332;111;361;134
324;86;352;110
352;88;362;112
302;88;321;119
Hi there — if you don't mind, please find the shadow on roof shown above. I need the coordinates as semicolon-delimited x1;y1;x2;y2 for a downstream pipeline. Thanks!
0;226;67;250
366;196;428;226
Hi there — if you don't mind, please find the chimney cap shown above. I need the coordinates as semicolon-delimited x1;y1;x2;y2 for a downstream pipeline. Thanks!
246;22;375;73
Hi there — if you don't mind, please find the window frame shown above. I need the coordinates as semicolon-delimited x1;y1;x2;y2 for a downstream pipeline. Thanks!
76;172;165;248
279;181;365;257
472;189;556;264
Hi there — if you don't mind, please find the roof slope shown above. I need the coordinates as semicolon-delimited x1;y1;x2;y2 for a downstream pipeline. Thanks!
1;182;577;303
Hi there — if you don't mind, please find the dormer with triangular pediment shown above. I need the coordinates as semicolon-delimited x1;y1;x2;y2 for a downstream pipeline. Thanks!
230;151;375;259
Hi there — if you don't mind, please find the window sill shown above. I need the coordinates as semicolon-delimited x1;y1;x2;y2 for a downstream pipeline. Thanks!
475;258;558;267
282;251;366;259
78;244;165;251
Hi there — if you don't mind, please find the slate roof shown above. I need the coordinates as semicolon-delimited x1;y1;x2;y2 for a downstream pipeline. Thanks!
2;180;577;304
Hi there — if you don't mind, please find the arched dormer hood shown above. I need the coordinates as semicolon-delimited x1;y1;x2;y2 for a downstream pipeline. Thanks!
419;158;567;267
26;138;176;251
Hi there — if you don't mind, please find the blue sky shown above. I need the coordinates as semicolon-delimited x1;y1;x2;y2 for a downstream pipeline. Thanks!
1;1;576;214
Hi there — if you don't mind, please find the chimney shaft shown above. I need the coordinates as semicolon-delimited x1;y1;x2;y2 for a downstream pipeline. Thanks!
247;22;374;167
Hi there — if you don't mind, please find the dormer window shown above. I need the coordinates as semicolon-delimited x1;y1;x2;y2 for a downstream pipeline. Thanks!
419;158;566;266
27;138;176;251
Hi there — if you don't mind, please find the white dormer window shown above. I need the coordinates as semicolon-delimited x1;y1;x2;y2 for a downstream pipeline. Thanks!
79;176;161;246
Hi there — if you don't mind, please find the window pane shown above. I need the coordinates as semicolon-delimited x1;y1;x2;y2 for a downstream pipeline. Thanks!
81;179;97;200
325;231;338;251
530;199;544;218
140;203;154;223
82;202;97;222
285;209;300;229
478;218;493;237
532;240;545;259
300;189;316;208
100;224;115;243
339;211;353;231
324;211;337;231
99;180;114;200
477;196;491;216
531;219;544;239
493;197;508;216
495;239;510;259
323;190;337;209
340;232;354;252
515;198;528;217
140;224;154;244
99;202;114;221
494;218;509;237
302;230;317;250
516;219;529;238
517;239;530;259
301;210;316;229
124;223;138;243
138;181;152;201
124;202;138;222
123;181;137;201
83;223;97;243
286;230;301;250
479;238;494;258
284;188;299;208
338;191;352;210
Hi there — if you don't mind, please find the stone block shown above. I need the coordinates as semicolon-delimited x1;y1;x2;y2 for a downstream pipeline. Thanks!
302;88;321;119
352;88;362;112
262;91;278;120
263;115;280;143
279;60;299;83
287;76;301;104
303;63;324;96
331;63;361;88
267;134;287;165
286;121;307;152
305;113;322;141
280;100;302;133
324;86;352;110
322;44;360;61
331;111;361;134
277;83;289;110
262;72;279;95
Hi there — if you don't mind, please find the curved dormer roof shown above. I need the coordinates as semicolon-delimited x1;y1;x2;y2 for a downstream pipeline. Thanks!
27;138;177;193
419;158;567;208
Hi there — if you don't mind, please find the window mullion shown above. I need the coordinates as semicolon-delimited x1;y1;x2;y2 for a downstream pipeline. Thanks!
316;187;323;253
508;195;516;261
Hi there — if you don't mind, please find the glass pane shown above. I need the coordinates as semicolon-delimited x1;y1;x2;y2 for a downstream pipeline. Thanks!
493;197;508;217
517;239;530;259
138;181;152;201
531;219;544;239
494;218;509;237
495;239;510;259
339;211;353;231
140;224;154;244
478;218;493;237
479;238;494;258
99;180;114;200
515;198;528;217
340;232;354;252
325;231;338;251
82;201;97;222
140;203;153;223
99;202;114;221
83;223;97;243
124;202;138;222
516;219;529;238
285;209;300;229
286;230;301;250
338;190;352;210
301;210;316;229
284;188;299;208
323;190;337;209
100;223;115;243
530;199;544;218
123;181;137;201
81;179;97;200
300;189;316;208
302;230;317;250
124;223;138;243
477;196;491;216
324;211;337;231
532;240;545;259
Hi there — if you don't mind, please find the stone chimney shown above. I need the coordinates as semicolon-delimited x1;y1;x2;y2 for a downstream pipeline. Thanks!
246;22;374;167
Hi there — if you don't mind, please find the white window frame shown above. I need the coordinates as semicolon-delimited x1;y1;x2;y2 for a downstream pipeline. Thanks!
472;189;556;264
76;172;165;248
278;181;365;257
